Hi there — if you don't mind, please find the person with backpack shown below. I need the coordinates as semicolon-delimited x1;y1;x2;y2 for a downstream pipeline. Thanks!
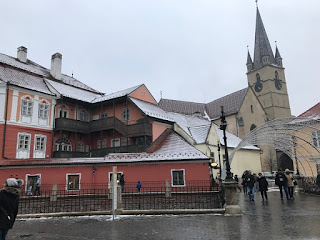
275;169;289;200
0;178;24;240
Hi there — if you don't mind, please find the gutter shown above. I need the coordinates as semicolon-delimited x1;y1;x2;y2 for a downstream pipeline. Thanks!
2;81;9;159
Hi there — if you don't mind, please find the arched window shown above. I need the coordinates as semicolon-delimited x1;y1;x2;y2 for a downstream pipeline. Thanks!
55;138;72;151
21;95;34;116
250;124;257;131
275;71;279;80
256;73;260;82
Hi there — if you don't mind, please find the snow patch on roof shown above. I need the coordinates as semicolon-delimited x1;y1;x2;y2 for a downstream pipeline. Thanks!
92;85;142;103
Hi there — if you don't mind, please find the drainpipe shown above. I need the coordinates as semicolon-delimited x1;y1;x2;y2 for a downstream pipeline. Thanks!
2;82;10;159
51;99;56;158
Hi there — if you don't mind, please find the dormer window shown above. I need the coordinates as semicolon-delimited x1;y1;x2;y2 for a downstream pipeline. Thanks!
262;55;270;65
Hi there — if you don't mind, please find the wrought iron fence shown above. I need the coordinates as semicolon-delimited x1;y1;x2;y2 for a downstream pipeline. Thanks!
18;181;222;215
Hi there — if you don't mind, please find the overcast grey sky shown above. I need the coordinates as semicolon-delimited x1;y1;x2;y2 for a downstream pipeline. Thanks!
0;0;319;116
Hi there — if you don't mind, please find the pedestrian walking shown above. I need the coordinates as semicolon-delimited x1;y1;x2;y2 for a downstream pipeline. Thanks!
242;170;248;195
120;174;125;193
284;169;294;200
275;169;289;200
136;180;141;192
0;178;24;240
245;170;256;201
34;177;41;196
257;173;268;200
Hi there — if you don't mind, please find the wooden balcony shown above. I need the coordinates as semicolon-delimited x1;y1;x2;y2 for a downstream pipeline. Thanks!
54;117;152;137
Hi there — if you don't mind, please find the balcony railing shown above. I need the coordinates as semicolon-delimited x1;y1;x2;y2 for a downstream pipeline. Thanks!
53;144;149;158
55;117;152;137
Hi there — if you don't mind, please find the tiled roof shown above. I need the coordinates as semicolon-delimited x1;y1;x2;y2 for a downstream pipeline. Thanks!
188;124;211;144
158;88;248;119
0;52;101;94
158;99;206;116
298;102;320;118
0;66;53;95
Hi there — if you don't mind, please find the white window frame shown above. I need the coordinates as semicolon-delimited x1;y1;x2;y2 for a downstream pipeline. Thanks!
34;134;46;151
312;130;320;148
21;98;33;116
66;173;81;191
79;110;88;122
111;138;120;147
108;171;123;184
121;108;130;121
38;103;50;119
25;174;41;193
17;133;31;150
171;169;185;187
97;139;107;149
55;138;72;151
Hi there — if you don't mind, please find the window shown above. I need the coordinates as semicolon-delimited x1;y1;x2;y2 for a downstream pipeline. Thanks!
111;138;120;147
79;110;88;122
98;139;107;149
121;137;129;146
78;143;84;152
256;73;260;82
67;174;80;191
122;108;130;121
251;105;253;113
92;114;99;121
171;169;185;187
210;152;215;161
102;112;108;118
21;99;33;116
223;154;226;165
59;109;68;118
35;135;46;151
38;103;49;119
275;71;279;80
312;130;320;148
55;138;72;151
18;133;31;150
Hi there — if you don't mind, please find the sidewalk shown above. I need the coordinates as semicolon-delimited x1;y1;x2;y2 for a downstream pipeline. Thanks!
7;191;320;240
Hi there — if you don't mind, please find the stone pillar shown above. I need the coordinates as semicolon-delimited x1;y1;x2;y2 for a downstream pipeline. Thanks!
50;183;57;202
222;180;241;214
165;179;171;198
116;185;123;215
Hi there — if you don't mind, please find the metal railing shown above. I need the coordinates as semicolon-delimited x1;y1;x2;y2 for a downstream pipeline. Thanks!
18;181;222;214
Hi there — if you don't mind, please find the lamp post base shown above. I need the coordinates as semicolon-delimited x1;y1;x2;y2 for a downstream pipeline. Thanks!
222;180;241;215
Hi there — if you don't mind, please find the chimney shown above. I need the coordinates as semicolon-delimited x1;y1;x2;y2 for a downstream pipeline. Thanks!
50;53;62;80
17;46;27;63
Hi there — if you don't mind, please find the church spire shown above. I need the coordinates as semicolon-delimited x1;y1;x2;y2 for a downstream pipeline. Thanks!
253;7;277;70
246;49;253;72
275;45;283;67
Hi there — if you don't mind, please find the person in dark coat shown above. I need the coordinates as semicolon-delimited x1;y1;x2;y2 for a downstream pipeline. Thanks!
119;174;125;193
0;178;23;239
136;180;141;192
275;169;289;200
257;173;268;200
241;171;248;195
245;170;256;201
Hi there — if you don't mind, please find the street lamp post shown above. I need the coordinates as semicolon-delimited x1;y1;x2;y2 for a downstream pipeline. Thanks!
220;106;233;180
217;141;222;177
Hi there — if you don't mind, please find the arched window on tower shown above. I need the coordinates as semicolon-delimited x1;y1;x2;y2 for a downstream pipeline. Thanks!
275;71;279;80
256;73;260;82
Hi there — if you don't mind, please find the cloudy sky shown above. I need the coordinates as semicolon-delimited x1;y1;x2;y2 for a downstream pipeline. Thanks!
0;0;319;116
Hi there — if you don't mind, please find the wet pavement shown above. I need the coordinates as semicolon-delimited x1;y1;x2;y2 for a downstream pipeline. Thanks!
8;190;320;240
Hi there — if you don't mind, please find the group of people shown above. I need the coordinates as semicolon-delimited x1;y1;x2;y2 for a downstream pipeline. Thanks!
240;169;296;201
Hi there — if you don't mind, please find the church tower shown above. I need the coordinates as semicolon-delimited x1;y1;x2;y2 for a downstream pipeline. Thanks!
247;7;291;120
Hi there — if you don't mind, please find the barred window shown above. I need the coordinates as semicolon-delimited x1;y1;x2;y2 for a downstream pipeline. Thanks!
312;130;320;147
21;100;33;116
172;169;185;186
39;103;49;119
18;133;30;150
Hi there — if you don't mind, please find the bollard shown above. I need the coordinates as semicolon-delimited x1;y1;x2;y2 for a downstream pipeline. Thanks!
165;179;171;198
50;183;57;202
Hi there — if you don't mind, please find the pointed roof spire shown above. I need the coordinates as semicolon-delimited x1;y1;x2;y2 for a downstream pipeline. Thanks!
275;45;282;59
247;47;253;65
253;7;277;70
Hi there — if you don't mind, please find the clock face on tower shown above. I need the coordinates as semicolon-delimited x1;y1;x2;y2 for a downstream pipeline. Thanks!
254;81;263;92
275;79;282;90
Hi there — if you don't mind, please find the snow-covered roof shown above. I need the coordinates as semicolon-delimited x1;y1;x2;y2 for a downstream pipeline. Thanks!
47;79;102;103
129;97;174;122
0;52;100;94
92;85;143;103
0;66;53;95
213;124;259;150
188;124;211;144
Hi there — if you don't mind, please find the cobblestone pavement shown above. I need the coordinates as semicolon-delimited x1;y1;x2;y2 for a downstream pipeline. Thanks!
7;191;320;240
